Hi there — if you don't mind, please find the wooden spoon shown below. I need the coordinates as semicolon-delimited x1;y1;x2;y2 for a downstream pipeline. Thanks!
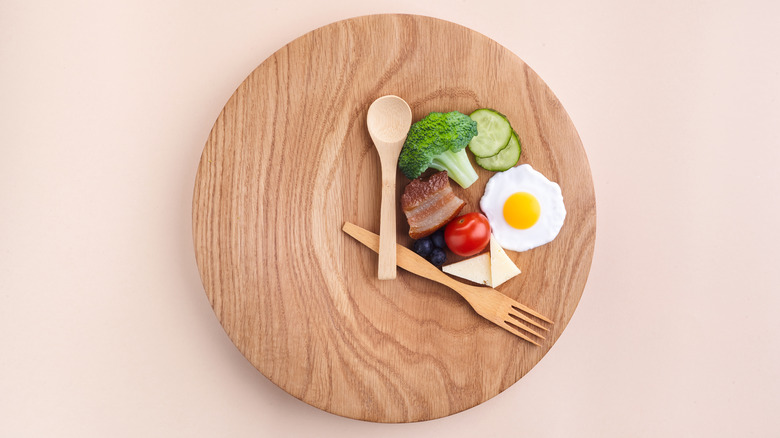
366;95;412;280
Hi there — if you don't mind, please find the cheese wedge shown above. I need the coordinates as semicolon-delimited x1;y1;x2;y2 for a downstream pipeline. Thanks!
489;234;522;287
442;253;491;286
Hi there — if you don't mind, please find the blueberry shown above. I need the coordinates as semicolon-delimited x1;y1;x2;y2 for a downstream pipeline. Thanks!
430;229;447;249
428;248;447;267
413;238;433;258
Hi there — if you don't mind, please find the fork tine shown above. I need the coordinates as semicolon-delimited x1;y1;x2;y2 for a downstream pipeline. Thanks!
509;306;550;332
510;301;553;324
500;321;542;346
503;316;546;340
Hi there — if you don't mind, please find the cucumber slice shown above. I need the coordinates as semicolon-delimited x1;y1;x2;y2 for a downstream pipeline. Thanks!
475;131;522;171
468;109;513;157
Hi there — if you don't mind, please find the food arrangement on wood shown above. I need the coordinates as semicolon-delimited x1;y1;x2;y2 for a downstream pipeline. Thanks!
193;14;595;423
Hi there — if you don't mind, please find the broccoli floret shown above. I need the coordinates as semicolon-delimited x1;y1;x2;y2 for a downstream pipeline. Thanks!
398;111;479;188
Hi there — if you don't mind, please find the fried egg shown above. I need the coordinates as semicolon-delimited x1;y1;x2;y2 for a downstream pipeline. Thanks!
479;164;566;252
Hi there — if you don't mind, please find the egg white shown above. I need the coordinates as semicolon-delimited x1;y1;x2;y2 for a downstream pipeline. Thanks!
479;164;566;252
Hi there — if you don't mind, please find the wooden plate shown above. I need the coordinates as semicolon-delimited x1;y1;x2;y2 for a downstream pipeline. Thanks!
193;14;596;423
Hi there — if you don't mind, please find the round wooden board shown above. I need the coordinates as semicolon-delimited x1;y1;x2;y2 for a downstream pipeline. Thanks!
193;14;596;423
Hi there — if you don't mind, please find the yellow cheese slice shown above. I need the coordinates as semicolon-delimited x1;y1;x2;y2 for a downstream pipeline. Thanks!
489;234;522;287
442;253;491;286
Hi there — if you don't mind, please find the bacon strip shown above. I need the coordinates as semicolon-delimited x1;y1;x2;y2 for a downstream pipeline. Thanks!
401;171;466;239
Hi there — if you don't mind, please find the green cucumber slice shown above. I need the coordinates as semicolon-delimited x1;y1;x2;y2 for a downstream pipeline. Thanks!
475;131;522;171
468;109;513;157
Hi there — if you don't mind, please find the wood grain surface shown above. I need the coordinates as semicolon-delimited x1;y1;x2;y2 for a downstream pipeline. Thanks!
192;14;596;423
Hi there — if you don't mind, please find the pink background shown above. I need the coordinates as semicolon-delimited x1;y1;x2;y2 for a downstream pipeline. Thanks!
2;0;779;436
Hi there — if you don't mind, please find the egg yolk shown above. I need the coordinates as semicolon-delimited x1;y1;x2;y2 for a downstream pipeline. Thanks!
503;192;541;229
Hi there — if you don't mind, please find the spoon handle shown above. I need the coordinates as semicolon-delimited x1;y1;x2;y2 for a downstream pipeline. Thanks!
378;153;399;279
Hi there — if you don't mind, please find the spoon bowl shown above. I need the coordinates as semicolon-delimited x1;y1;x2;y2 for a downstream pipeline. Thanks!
367;95;413;144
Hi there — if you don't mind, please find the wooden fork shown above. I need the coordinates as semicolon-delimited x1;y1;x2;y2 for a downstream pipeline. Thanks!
342;222;553;345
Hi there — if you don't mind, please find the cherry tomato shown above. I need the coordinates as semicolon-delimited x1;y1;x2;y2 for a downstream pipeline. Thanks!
444;212;491;257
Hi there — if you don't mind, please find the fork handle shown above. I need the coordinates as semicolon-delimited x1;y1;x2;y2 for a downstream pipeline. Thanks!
342;222;478;300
